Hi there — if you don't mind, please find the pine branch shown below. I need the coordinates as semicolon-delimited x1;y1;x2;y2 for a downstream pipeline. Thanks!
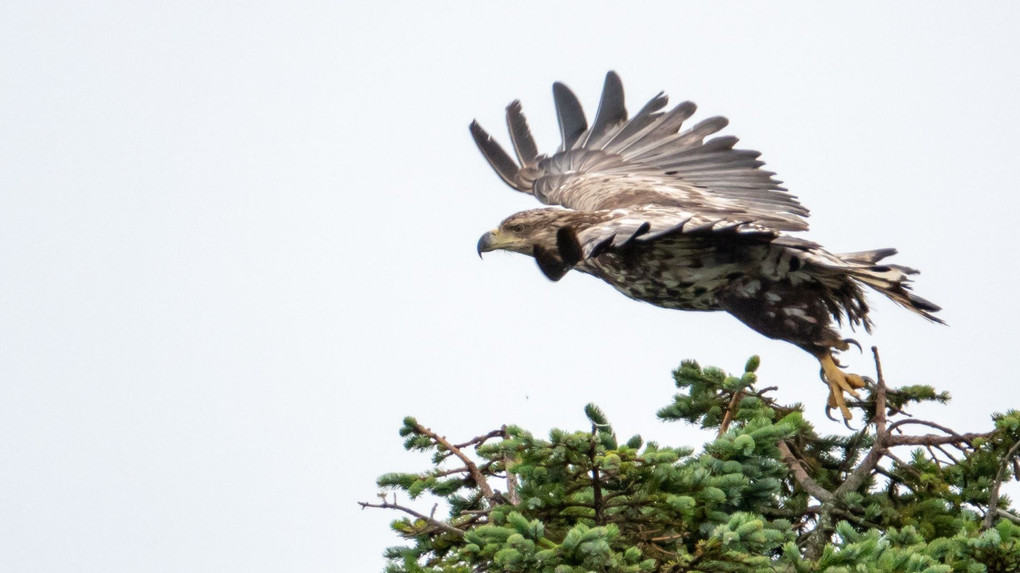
369;354;1020;571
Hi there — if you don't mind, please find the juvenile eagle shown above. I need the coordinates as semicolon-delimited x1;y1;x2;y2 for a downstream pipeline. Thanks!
472;72;942;420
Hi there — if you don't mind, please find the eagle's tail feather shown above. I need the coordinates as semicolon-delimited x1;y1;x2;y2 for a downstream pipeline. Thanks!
837;248;898;265
839;251;945;324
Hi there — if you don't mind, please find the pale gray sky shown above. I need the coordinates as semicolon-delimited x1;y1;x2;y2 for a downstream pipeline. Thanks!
2;2;1019;571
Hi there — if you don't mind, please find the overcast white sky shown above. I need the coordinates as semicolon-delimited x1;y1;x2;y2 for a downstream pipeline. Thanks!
2;2;1019;571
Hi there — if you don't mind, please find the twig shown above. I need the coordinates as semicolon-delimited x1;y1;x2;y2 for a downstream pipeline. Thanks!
453;429;505;450
933;444;959;464
883;451;924;480
432;466;472;478
924;445;943;469
358;495;465;537
874;465;916;494
872;347;887;434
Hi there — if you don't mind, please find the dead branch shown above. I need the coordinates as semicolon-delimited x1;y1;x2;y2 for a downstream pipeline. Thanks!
996;508;1020;526
887;419;977;446
410;420;497;503
359;495;465;537
885;433;991;449
983;437;1020;530
718;389;744;437
778;440;834;503
835;348;888;497
453;429;505;450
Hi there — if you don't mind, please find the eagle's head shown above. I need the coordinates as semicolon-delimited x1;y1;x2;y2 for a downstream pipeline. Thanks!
477;208;597;281
476;208;570;258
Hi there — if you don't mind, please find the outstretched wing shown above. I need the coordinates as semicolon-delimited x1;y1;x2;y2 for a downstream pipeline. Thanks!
550;205;786;273
470;71;810;233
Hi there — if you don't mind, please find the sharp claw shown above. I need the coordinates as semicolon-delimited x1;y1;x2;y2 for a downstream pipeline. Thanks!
825;405;839;422
842;338;862;353
843;417;857;431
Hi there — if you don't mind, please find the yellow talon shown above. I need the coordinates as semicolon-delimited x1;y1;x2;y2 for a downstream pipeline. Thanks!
818;353;867;420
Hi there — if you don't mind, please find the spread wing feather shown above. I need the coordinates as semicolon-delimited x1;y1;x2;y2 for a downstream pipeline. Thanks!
580;72;627;149
506;101;538;165
553;82;587;151
470;71;810;233
572;206;777;260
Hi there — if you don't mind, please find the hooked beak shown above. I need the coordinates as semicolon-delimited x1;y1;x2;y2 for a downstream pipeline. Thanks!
477;230;497;259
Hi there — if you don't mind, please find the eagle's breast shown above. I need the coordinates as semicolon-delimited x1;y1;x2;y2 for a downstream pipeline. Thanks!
579;236;774;311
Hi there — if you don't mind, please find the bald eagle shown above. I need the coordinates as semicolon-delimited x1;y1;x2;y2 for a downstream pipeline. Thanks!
472;72;942;420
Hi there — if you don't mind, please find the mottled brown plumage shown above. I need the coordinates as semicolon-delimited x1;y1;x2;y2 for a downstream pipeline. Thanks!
473;72;942;420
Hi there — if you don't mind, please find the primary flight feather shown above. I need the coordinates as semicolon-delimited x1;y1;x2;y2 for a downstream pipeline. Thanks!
473;71;942;420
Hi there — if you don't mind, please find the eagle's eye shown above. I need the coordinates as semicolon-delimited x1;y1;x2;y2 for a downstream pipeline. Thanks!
510;224;526;234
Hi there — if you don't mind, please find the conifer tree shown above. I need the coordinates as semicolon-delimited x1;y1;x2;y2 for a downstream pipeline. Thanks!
362;350;1020;572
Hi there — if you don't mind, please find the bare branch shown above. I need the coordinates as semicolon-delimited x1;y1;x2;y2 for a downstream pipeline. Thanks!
453;429;505;450
358;496;465;537
885;433;991;448
778;440;834;503
997;508;1020;526
432;466;472;478
836;348;888;497
933;444;959;464
984;437;1020;530
887;419;978;446
872;347;887;435
718;389;744;437
411;421;497;503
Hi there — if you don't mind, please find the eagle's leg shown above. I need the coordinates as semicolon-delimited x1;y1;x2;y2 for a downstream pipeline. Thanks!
717;278;871;421
816;350;867;420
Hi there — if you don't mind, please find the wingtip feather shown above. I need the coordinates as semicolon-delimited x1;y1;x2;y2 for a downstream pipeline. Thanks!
470;120;521;190
506;100;538;165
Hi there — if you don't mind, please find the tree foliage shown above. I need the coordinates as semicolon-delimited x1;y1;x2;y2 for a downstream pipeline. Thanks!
362;352;1020;571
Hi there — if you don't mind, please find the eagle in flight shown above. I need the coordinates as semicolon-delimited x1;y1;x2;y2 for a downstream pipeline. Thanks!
472;72;942;420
